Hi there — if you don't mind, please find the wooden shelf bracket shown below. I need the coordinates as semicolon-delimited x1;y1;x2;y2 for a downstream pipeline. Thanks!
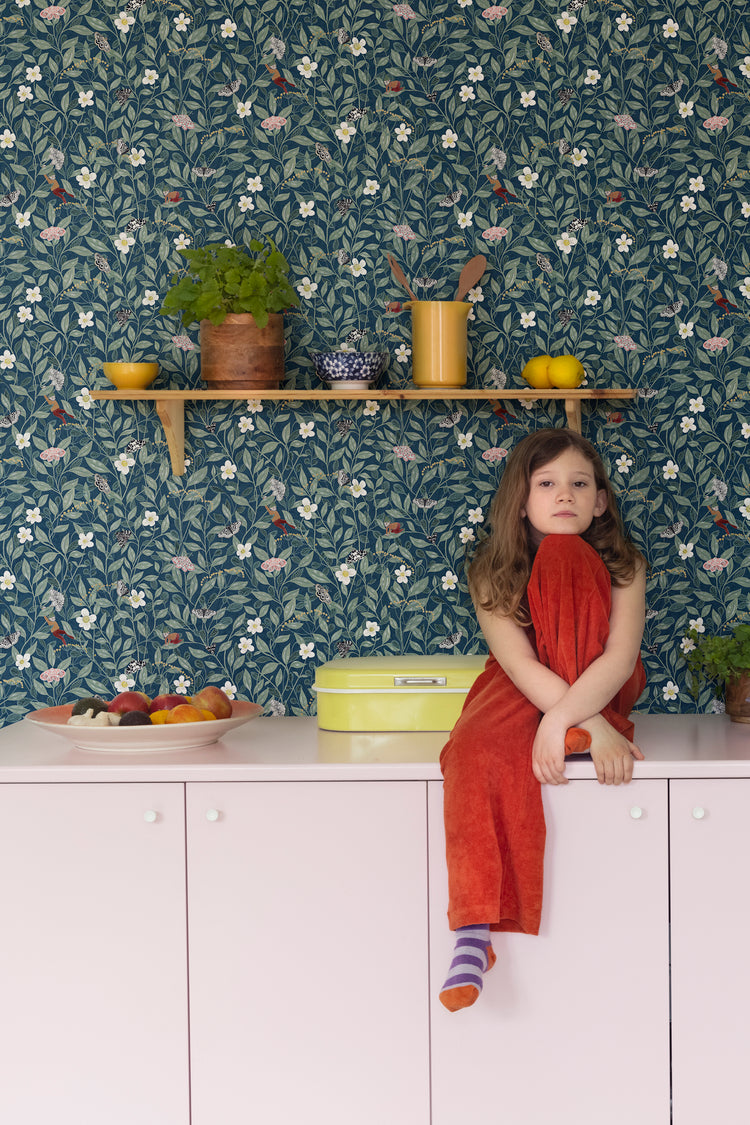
154;399;185;476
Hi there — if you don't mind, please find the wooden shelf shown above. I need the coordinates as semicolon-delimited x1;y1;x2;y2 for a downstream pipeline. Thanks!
91;387;637;476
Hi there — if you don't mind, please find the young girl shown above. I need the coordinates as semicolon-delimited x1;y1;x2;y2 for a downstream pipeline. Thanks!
439;428;647;1013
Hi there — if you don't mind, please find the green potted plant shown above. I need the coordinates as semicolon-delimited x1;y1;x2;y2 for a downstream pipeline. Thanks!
159;239;300;389
683;623;750;722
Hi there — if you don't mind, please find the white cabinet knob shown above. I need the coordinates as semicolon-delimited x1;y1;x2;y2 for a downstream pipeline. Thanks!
630;806;643;820
205;808;220;822
143;810;158;823
692;806;706;820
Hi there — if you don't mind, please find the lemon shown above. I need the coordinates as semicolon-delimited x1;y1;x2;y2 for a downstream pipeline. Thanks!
548;355;585;388
521;354;553;388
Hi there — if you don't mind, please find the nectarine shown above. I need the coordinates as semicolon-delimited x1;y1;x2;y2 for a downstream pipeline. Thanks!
190;686;233;719
107;691;150;715
149;693;186;714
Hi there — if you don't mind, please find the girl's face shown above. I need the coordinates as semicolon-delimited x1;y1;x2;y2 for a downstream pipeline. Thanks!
521;448;607;547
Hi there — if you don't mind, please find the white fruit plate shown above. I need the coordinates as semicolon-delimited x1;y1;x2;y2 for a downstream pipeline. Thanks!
27;701;264;752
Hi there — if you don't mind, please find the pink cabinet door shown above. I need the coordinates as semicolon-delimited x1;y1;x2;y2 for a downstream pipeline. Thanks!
186;781;430;1125
429;779;671;1125
670;778;750;1123
0;783;189;1125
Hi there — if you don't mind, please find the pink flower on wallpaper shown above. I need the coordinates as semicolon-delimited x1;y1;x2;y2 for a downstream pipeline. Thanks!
393;3;416;17
261;557;287;573
172;555;195;572
172;334;195;351
393;444;416;461
703;116;729;131
614;334;637;351
482;447;508;462
40;668;66;683
614;114;638;130
482;226;508;241
171;113;196;130
40;226;65;241
392;223;416;240
482;6;508;18
40;447;65;462
703;557;729;573
261;116;287;130
40;5;66;18
703;336;729;351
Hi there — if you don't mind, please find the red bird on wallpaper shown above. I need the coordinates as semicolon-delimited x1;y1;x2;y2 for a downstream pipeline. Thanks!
44;395;74;423
706;63;738;91
265;63;296;92
707;284;739;312
43;616;74;644
486;174;518;202
492;403;517;422
265;506;296;534
43;174;74;202
707;505;739;533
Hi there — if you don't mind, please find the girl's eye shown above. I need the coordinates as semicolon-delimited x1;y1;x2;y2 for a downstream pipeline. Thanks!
574;480;589;488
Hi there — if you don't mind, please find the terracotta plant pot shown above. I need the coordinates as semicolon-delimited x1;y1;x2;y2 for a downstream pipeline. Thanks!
725;674;750;723
199;313;284;389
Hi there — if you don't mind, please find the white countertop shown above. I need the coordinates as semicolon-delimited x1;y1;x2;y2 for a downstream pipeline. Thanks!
0;713;749;782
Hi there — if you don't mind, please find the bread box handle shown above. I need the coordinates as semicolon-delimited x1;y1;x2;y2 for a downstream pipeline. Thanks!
393;675;447;686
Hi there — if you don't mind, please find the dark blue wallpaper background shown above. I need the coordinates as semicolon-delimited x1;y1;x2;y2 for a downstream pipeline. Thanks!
0;0;748;723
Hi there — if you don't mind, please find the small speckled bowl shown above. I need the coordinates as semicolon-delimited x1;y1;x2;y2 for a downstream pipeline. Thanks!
312;351;388;387
102;362;159;390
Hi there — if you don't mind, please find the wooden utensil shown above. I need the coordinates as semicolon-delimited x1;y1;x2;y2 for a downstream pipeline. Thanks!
454;254;487;301
386;253;419;301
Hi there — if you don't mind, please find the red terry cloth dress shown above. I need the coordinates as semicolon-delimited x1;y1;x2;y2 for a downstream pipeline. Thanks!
440;534;646;935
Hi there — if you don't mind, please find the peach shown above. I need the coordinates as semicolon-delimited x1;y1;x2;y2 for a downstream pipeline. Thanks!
190;686;233;719
165;704;206;723
107;691;151;715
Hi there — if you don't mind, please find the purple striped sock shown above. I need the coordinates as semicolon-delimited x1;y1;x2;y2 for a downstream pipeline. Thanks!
440;924;492;995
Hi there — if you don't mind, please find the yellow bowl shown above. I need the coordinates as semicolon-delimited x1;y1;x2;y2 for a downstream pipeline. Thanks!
102;362;159;389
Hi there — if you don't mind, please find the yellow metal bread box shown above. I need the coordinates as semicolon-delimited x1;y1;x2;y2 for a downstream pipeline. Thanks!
313;654;487;732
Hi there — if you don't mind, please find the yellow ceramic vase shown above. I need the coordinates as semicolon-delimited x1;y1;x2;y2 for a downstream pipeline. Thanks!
406;301;472;387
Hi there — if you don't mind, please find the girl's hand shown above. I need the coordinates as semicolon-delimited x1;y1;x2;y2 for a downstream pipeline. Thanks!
583;715;645;785
532;716;569;786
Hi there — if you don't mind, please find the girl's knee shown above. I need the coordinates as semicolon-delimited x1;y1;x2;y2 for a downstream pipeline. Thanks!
533;534;608;581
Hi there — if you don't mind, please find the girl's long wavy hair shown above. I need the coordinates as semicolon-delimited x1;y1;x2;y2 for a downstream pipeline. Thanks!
468;429;645;624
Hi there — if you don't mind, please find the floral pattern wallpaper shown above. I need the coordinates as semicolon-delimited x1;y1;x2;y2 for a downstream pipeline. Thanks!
0;0;748;725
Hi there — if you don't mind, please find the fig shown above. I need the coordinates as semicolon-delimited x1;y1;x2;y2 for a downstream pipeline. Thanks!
119;711;152;726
